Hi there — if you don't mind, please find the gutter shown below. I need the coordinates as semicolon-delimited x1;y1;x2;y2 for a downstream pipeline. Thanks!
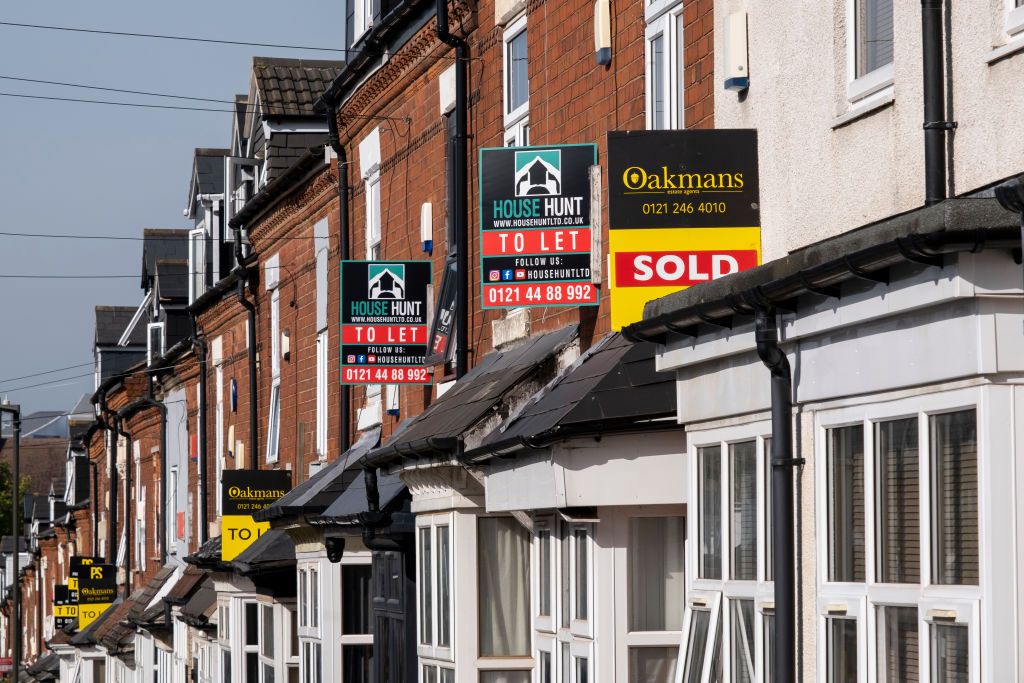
227;147;328;232
624;203;1020;342
358;435;458;471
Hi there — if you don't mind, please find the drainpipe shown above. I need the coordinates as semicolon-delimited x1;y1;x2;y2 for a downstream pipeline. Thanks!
117;375;169;566
189;313;210;544
436;0;470;378
113;415;132;600
325;93;352;453
90;460;99;558
234;229;260;470
922;0;953;205
754;308;800;683
360;467;403;551
98;392;119;566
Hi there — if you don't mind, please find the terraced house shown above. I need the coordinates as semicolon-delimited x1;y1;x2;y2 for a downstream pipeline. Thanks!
3;0;1024;682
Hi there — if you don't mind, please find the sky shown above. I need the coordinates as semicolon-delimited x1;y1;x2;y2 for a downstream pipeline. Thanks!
0;1;344;416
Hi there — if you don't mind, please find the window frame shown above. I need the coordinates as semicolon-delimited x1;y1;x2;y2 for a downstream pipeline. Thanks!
1008;0;1024;36
814;388;984;683
315;330;329;458
266;288;281;463
503;14;530;130
417;513;454;663
643;2;685;130
845;0;895;104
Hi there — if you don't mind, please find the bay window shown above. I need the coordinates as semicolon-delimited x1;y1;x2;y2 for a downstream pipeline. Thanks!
627;514;684;683
817;395;981;682
418;514;453;679
342;560;373;682
479;517;530;657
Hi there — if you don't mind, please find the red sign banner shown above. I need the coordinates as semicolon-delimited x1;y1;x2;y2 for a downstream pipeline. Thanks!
613;250;759;287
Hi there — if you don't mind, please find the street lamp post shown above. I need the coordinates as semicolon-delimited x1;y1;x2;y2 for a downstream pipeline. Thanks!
0;403;19;679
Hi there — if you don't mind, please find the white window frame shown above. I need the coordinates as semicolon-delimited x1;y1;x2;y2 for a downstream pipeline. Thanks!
503;14;530;130
685;421;775;681
417;513;454;662
644;2;685;130
340;551;374;678
814;387;983;683
298;562;326;683
215;363;225;513
364;172;382;404
1007;0;1024;36
845;0;895;104
188;227;208;305
147;322;166;366
266;288;281;463
234;597;297;683
353;0;373;41
168;466;178;553
678;591;723;683
315;330;329;458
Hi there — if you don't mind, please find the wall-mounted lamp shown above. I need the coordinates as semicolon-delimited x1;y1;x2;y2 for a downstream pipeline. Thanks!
594;0;611;66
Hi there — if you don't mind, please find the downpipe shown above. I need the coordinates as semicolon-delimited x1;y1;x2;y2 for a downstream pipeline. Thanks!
325;93;351;453
755;308;801;683
113;414;132;599
235;229;260;469
922;0;953;205
189;313;210;544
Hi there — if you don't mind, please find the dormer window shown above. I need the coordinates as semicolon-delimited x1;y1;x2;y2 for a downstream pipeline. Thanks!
147;322;166;366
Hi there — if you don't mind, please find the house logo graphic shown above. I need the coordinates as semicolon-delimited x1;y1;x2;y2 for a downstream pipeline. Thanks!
514;149;562;197
368;264;406;300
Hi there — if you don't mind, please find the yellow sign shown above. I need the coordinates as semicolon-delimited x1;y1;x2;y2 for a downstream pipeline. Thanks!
79;603;111;629
53;605;78;619
608;227;761;330
221;515;272;561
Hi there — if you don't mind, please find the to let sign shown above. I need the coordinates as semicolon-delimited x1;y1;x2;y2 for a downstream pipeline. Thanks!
340;260;432;384
221;469;292;561
78;562;116;628
479;144;599;308
607;130;761;329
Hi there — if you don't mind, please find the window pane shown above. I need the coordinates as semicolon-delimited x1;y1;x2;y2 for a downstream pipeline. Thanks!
507;29;529;113
539;651;552;683
876;418;920;583
856;0;893;77
261;605;275;658
931;410;978;585
574;527;589;621
931;623;969;683
828;618;858;683
479;673;530;683
538;527;552;617
263;663;275;683
730;441;757;580
576;657;589;683
298;570;307;628
877;606;918;682
828;426;865;582
245;603;259;645
478;517;531;656
438;525;452;647
342;565;372;635
309;569;319;629
424;666;438;683
245;653;258;683
683;609;711;683
764;437;773;581
630;647;678;683
764;613;775;682
730;600;755;683
698;445;723;579
441;670;455;683
420;526;433;644
342;645;371;683
650;33;666;129
629;516;685;631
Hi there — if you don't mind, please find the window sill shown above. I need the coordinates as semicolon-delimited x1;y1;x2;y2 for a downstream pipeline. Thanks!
831;90;895;130
987;32;1024;65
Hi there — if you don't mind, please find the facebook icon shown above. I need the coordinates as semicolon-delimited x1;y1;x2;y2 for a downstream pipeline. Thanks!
501;269;514;281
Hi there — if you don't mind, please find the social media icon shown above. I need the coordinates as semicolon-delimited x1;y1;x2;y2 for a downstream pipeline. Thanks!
502;269;514;281
346;355;356;363
489;270;501;282
357;355;367;364
515;269;526;280
368;356;376;363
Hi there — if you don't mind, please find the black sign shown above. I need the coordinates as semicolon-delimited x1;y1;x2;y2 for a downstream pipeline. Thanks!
607;130;761;229
425;259;457;366
479;144;599;307
68;555;102;602
53;585;75;630
340;260;432;384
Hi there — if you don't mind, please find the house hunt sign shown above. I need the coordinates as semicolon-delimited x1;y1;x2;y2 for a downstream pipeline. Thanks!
221;469;291;561
607;130;762;329
479;144;599;308
340;260;432;384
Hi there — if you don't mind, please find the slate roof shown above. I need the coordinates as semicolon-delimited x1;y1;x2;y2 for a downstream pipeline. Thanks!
465;334;677;461
69;597;121;646
24;652;58;680
251;57;343;117
265;132;328;182
127;565;175;626
164;566;206;605
154;259;189;301
140;229;189;290
96;597;137;653
95;306;146;347
194;148;229;196
19;411;68;439
184;535;229;570
363;325;579;464
178;576;216;630
311;470;406;526
0;536;27;553
255;427;380;522
231;529;295;576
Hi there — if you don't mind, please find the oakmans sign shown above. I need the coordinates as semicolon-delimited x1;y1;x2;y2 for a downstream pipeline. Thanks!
607;130;761;329
221;469;292;561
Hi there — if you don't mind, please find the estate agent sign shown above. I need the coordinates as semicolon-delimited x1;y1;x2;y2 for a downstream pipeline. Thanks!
77;561;116;628
221;469;292;561
607;130;762;329
479;144;599;308
341;260;432;384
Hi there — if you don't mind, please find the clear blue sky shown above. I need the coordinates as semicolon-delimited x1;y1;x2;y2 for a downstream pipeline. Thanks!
0;1;344;415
